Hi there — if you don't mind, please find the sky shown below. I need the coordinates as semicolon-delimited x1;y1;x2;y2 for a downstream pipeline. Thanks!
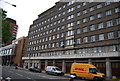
0;0;59;38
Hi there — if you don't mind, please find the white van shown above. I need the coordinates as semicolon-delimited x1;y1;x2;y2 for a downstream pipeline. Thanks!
45;66;64;76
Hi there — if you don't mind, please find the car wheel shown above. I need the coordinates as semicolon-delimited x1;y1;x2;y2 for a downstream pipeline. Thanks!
93;77;100;81
60;73;64;76
55;73;58;76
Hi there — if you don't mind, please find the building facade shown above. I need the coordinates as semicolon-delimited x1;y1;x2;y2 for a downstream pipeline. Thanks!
13;37;28;66
0;37;27;66
22;2;120;78
0;44;17;66
5;18;18;45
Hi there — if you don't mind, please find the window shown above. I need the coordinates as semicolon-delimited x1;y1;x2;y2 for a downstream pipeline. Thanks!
105;2;111;6
115;7;120;13
83;18;87;23
61;25;65;29
76;38;81;44
58;20;61;24
58;13;61;17
56;42;59;47
118;31;120;37
83;2;87;6
98;47;104;53
90;35;96;42
68;7;75;13
57;34;60;38
108;32;114;39
77;20;81;24
49;36;51;40
116;18;120;25
62;18;65;22
50;30;52;33
77;4;81;8
62;12;65;15
45;37;48;41
83;27;88;32
61;33;64;37
83;37;88;43
66;30;74;36
67;1;75;6
67;14;74;20
59;7;61;10
63;5;66;8
108;45;116;52
90;15;95;21
90;24;95;31
97;4;102;9
107;20;113;27
67;22;74;27
77;29;81;34
106;10;111;16
60;41;64;46
90;7;94;11
92;48;97;53
52;43;55;48
66;39;74;45
83;9;87;14
97;13;102;18
54;15;57;18
98;22;104;29
99;34;104;40
53;35;55;40
77;12;81;16
53;29;56;32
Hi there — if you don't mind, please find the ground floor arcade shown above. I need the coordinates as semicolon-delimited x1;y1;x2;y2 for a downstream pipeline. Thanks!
23;57;120;78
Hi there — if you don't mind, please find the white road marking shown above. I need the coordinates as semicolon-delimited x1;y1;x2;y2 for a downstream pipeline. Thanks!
26;77;32;79
15;73;23;77
6;77;12;81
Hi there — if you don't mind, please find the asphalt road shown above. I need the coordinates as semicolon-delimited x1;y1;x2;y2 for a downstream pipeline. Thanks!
1;66;86;81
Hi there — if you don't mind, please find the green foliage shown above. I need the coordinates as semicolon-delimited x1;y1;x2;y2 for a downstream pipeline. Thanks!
2;9;7;20
2;20;12;44
2;9;12;44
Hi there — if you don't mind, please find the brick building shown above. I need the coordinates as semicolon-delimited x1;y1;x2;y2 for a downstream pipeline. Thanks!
14;37;28;66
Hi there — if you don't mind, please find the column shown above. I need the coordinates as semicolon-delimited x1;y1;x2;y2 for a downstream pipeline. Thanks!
38;60;41;69
106;58;112;78
88;59;92;64
32;62;34;67
45;60;48;69
28;61;30;68
53;60;55;66
62;60;66;72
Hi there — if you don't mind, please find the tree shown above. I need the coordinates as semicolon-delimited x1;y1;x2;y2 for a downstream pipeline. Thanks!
2;9;12;45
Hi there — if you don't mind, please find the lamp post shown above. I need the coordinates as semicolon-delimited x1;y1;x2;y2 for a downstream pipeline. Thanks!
0;0;16;7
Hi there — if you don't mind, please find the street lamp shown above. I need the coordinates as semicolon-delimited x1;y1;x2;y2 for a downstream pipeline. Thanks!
0;0;16;7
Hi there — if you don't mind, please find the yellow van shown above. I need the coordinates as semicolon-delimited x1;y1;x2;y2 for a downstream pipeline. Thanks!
70;63;105;81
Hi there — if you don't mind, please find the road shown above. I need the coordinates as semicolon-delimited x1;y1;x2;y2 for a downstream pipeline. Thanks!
1;66;86;81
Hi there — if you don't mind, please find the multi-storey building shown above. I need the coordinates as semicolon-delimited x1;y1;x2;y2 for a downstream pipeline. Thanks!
5;18;18;45
22;2;120;78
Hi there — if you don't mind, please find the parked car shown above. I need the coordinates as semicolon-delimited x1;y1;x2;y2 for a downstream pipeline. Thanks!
45;66;64;76
28;67;41;73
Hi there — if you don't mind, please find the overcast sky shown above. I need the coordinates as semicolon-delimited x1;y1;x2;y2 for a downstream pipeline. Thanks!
0;0;59;38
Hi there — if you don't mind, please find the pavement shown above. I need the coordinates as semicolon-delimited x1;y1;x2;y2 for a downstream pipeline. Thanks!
1;66;120;81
